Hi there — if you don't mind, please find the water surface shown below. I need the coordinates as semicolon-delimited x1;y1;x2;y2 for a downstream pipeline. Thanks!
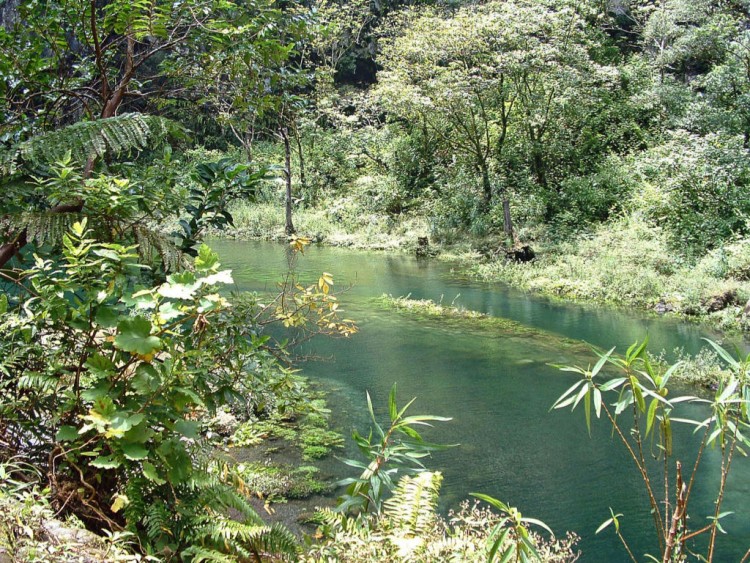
211;239;749;561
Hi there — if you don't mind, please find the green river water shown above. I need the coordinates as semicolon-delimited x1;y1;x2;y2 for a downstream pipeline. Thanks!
211;239;750;562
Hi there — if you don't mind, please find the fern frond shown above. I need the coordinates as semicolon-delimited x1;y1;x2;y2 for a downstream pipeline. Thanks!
384;471;442;537
17;372;59;394
0;114;178;176
194;516;299;562
0;212;81;246
143;501;172;542
132;223;187;272
0;213;186;272
246;522;299;561
314;507;373;539
181;546;237;563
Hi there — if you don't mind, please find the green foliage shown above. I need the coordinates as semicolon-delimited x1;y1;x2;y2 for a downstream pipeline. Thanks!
234;462;332;502
628;131;750;255
472;494;555;563
0;222;308;559
0;114;176;177
0;460;138;562
176;158;272;255
305;472;579;562
553;337;750;561
474;216;750;332
231;399;344;461
336;384;452;514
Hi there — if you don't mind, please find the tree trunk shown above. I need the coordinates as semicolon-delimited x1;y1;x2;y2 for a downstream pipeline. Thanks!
502;197;515;243
281;127;296;236
293;126;306;195
479;162;492;211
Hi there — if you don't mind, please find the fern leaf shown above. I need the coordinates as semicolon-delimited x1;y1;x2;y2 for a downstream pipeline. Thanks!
1;114;179;176
384;471;442;536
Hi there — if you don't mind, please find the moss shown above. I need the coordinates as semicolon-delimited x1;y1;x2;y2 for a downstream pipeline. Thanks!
235;462;332;502
376;294;584;348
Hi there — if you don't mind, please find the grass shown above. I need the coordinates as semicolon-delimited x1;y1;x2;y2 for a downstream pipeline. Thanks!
222;200;431;251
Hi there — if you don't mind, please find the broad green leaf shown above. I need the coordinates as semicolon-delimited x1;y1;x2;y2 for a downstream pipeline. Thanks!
195;244;220;272
115;316;162;356
201;270;233;286
158;282;198;299
158;439;192;483
174;419;199;439
91;455;121;469
132;363;160;395
122;443;149;460
95;305;119;328
174;387;205;409
55;425;79;442
142;461;166;485
85;354;116;379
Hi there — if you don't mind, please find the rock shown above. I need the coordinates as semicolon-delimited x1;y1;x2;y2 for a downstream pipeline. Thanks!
654;301;675;314
210;409;240;436
39;519;110;562
702;289;738;313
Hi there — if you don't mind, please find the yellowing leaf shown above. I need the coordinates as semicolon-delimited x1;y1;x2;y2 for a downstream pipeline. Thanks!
110;494;130;513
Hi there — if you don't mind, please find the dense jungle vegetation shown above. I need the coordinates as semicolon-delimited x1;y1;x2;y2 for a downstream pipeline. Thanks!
2;0;750;561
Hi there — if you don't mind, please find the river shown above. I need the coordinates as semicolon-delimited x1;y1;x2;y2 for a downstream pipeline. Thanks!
211;239;750;562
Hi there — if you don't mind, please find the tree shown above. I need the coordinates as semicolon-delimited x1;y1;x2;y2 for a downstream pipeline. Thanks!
376;0;602;241
0;0;236;131
176;0;315;235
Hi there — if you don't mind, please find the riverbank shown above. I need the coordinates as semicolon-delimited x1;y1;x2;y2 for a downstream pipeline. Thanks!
221;204;750;336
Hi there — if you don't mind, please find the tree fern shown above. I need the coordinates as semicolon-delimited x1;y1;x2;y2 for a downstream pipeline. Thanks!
0;212;81;246
0;114;179;176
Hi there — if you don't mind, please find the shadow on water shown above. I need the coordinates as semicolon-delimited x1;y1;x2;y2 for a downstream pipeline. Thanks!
210;239;750;562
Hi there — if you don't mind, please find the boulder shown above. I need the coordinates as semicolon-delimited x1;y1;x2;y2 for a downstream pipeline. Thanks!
702;289;738;313
506;245;535;263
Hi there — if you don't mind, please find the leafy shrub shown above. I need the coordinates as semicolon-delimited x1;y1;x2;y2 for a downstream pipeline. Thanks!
628;131;750;256
0;220;356;560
